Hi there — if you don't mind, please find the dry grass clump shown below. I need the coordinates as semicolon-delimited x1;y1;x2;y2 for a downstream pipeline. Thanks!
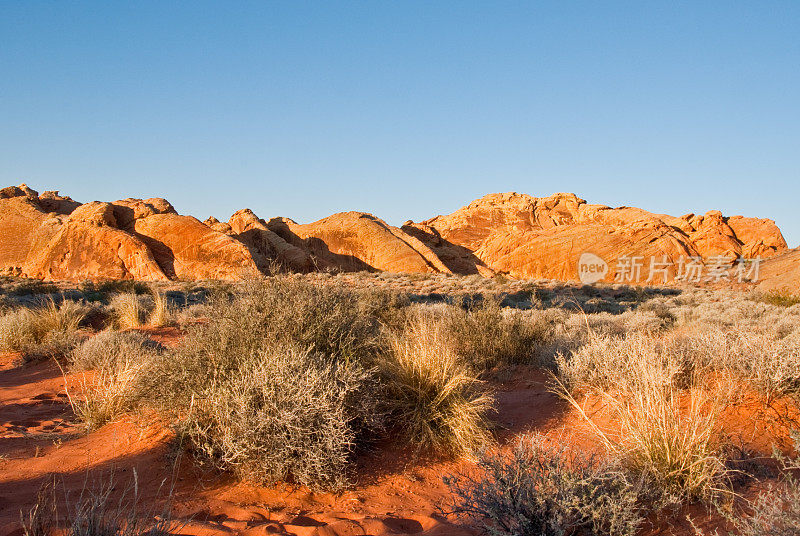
0;299;86;360
380;315;494;458
22;472;176;536
146;288;171;327
109;293;145;329
442;295;553;368
555;332;732;503
109;288;174;329
173;344;378;489
444;433;643;536
68;332;162;431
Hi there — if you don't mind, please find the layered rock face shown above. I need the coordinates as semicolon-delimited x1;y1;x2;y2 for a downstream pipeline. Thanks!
418;192;788;282
0;185;258;281
0;184;791;285
266;212;450;274
758;248;800;294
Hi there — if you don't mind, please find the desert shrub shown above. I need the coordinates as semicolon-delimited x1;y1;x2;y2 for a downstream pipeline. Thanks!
69;345;157;431
7;279;59;296
651;325;800;401
726;432;800;536
355;287;411;330
752;289;800;308
732;477;800;536
134;278;387;489
79;280;150;302
68;332;163;430
0;299;86;360
165;277;381;365
442;295;551;368
70;330;162;372
555;332;732;503
380;315;494;458
444;433;643;536
174;302;213;326
168;344;379;489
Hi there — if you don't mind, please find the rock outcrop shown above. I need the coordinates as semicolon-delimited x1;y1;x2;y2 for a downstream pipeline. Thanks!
418;192;788;282
758;248;800;295
0;185;255;281
0;184;790;284
267;212;449;273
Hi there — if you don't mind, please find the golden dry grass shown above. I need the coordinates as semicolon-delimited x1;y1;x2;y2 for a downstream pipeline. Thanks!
555;333;735;503
380;314;494;458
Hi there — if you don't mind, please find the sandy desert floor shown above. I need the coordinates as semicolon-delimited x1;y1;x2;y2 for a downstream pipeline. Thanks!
1;274;799;536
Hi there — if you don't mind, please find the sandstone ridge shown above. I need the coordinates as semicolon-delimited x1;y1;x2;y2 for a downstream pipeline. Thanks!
0;185;790;286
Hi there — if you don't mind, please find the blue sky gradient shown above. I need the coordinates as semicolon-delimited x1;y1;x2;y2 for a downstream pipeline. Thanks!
2;1;798;245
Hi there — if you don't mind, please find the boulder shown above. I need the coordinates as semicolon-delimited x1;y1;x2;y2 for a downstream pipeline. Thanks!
131;213;261;280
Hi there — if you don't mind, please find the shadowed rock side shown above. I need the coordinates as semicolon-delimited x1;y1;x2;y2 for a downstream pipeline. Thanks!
227;209;317;273
0;184;792;284
418;192;788;282
266;212;448;273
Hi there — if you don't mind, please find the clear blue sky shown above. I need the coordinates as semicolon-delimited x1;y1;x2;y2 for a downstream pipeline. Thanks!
2;1;798;246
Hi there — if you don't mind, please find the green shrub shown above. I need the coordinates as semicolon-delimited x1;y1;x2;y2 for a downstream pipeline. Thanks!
444;433;643;536
752;289;800;308
7;279;59;296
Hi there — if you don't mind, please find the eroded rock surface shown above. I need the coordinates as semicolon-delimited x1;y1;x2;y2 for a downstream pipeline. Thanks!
0;185;790;284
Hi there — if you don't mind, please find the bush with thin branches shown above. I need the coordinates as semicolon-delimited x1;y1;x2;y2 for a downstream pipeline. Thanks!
172;344;378;489
134;278;390;489
22;471;177;536
444;433;643;536
442;295;553;369
68;331;162;430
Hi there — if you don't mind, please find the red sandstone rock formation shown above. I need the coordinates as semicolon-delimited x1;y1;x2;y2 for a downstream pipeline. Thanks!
267;211;449;274
0;184;790;284
758;248;800;294
417;192;787;282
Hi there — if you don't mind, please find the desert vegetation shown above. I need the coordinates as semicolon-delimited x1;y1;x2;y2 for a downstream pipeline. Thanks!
1;272;800;534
